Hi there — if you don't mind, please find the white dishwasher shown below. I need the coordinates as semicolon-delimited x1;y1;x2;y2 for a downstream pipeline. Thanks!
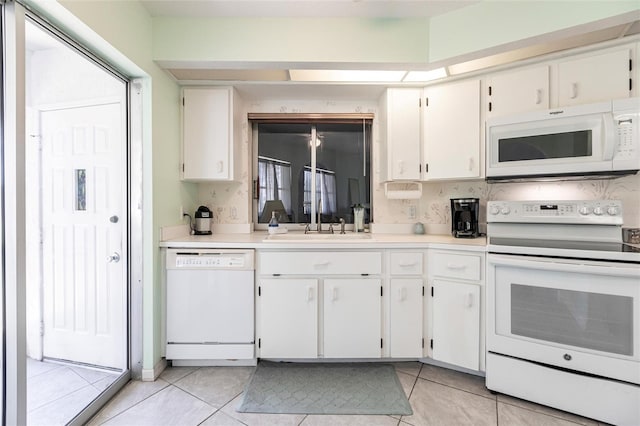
165;249;255;366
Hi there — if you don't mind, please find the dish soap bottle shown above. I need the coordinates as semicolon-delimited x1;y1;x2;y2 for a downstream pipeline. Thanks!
268;211;279;234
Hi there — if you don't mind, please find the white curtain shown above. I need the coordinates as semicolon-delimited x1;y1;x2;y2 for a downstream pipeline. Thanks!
258;158;291;218
304;167;336;216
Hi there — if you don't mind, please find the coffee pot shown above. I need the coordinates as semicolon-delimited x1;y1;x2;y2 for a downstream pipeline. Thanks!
194;206;213;235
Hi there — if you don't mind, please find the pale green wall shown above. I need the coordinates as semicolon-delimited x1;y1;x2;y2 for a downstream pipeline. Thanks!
428;0;640;62
153;17;430;65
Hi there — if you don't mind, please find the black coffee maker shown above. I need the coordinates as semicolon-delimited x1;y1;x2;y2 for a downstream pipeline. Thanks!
450;198;480;238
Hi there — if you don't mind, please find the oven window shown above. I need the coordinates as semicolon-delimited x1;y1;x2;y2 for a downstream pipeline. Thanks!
498;130;592;162
511;284;633;356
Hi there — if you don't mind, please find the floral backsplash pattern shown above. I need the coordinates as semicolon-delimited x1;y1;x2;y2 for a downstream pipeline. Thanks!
197;97;640;232
375;173;640;232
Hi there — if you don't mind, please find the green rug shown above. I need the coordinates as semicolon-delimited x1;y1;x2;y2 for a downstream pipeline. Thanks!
237;361;413;415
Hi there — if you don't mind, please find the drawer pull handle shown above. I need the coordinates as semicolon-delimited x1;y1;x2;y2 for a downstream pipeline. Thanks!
446;263;466;270
314;260;330;267
466;292;473;308
398;262;417;267
332;287;338;301
307;286;314;302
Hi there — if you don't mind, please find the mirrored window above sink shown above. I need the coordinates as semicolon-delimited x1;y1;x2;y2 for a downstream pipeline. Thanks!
252;117;372;230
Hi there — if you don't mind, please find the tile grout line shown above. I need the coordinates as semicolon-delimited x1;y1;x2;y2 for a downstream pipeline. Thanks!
398;363;422;426
88;379;172;425
415;375;497;402
496;397;594;426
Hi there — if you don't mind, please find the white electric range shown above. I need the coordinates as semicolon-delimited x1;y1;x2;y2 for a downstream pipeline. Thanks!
485;200;640;426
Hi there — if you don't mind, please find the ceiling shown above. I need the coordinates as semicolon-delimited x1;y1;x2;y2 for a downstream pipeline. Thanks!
140;0;479;18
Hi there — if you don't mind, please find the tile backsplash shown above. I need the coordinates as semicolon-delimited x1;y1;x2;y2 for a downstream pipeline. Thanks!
196;97;640;233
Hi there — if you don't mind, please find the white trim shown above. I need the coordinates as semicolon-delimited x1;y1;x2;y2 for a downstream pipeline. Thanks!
3;3;28;424
141;357;167;382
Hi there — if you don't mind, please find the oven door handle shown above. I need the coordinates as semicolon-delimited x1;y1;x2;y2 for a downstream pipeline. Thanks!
488;254;640;278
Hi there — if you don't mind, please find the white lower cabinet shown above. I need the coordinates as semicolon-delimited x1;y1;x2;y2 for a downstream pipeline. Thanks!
257;250;383;359
323;278;382;358
389;278;424;358
431;279;480;370
258;279;318;358
428;249;485;371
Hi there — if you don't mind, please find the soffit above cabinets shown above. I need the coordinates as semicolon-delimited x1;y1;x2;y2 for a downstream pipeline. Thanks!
140;0;479;18
163;20;639;87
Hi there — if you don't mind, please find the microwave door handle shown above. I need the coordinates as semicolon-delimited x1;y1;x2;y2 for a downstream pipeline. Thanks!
602;113;616;161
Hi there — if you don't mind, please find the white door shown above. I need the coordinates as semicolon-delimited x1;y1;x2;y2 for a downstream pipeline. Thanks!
389;278;423;358
432;279;480;370
423;79;481;179
259;278;318;358
558;48;631;106
323;278;381;358
384;88;422;180
487;66;549;118
40;101;126;369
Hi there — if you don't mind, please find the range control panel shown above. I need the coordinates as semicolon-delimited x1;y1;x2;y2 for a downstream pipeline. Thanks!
166;249;255;270
487;200;623;225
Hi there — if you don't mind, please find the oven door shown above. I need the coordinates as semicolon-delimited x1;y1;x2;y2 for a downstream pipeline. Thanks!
487;253;640;384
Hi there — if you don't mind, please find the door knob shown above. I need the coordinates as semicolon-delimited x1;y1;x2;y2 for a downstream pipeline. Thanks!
107;252;121;263
110;215;119;223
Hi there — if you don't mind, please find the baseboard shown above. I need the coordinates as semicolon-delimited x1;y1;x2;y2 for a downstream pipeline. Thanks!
141;358;167;382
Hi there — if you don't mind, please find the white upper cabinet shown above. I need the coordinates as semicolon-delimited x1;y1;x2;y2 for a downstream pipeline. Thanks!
423;79;481;180
379;88;422;181
487;66;550;118
181;87;241;181
557;48;631;106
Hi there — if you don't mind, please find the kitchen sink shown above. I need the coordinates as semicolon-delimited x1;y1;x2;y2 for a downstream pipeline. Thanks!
263;232;374;242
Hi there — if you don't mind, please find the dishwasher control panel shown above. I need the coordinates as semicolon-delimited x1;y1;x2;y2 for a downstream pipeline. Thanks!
166;249;254;270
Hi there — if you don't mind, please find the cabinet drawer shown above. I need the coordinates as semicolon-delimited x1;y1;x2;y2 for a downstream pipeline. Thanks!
430;252;481;281
259;251;382;275
390;252;424;275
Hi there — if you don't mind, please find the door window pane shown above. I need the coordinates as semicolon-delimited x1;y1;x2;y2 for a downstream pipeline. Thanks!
75;168;87;211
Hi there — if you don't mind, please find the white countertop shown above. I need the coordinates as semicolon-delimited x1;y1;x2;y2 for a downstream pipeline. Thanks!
160;232;487;251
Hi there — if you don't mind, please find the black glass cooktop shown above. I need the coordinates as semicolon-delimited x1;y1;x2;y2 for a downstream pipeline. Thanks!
490;237;640;253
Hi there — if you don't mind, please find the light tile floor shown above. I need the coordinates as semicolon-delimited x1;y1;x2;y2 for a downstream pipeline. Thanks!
87;362;608;426
26;357;120;426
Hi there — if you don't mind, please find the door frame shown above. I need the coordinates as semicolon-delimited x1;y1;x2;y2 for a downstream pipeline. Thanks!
3;4;145;424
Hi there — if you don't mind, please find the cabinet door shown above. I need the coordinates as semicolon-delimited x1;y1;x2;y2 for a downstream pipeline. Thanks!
432;279;480;370
384;88;422;181
487;66;549;118
259;279;318;358
389;279;423;358
423;79;480;180
324;279;382;358
558;49;631;106
182;87;232;181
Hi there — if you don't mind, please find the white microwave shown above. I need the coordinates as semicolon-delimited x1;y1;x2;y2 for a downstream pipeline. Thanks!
486;98;640;180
